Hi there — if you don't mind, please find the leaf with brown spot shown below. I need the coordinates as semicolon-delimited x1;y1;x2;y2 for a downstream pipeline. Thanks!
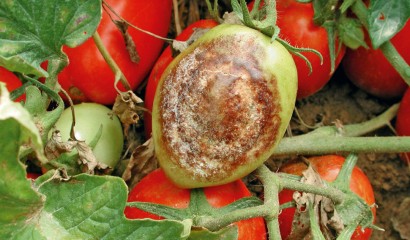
122;138;158;190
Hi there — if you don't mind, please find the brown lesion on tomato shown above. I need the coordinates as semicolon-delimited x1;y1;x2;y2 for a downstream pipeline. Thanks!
158;33;281;182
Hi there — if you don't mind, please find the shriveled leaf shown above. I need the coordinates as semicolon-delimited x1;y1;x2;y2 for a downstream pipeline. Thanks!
44;130;77;160
112;91;144;135
122;138;158;189
0;0;102;77
368;0;410;48
114;20;140;63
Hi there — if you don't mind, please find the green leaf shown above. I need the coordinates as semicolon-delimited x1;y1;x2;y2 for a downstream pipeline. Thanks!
0;84;190;239
0;0;102;77
368;0;410;49
188;226;238;240
312;0;338;26
337;17;368;49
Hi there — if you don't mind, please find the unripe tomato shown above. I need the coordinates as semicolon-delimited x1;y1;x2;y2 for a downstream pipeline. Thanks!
278;155;376;239
152;24;297;188
124;168;267;240
144;19;219;136
52;103;124;168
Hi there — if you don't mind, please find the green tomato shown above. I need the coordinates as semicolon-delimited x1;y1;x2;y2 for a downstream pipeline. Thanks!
53;103;123;168
152;24;297;188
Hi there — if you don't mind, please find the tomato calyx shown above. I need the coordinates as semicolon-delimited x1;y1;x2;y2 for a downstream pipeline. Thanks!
127;185;263;233
236;0;323;75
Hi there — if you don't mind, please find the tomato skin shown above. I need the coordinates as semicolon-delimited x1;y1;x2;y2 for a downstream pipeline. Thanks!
58;0;172;105
26;173;40;180
342;20;410;99
248;0;345;99
52;103;124;168
278;155;375;240
124;168;267;240
395;87;410;164
144;19;219;136
0;66;25;102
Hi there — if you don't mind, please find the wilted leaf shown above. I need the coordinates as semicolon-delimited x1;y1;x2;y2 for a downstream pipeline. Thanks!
122;138;158;189
113;91;144;135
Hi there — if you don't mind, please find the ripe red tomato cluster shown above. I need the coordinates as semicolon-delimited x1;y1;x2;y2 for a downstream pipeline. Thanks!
124;168;267;240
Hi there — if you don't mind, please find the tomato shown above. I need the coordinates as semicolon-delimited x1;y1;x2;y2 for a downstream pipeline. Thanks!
152;23;297;188
124;168;267;240
342;20;410;99
0;66;25;102
26;173;40;180
144;19;219;136
52;103;123;168
395;87;410;164
278;155;376;239
58;0;172;105
249;0;346;99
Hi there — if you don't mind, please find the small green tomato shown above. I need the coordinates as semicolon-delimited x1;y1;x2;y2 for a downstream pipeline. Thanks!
53;103;123;168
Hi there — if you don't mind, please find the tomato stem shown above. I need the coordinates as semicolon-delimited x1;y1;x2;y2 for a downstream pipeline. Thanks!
92;31;132;91
350;0;410;85
273;103;409;156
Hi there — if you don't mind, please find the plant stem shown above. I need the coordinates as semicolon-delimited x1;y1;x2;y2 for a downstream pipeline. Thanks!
272;103;410;156
257;164;282;240
351;1;410;85
92;31;131;90
278;174;345;205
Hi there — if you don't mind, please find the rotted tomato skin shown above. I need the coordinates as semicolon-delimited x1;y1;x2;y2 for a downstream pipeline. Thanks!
124;168;267;240
395;87;410;164
343;20;410;99
144;19;219;137
58;0;173;105
152;23;297;188
278;155;376;240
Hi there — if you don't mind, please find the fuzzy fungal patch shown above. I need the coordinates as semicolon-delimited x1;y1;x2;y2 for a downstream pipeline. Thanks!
159;33;281;181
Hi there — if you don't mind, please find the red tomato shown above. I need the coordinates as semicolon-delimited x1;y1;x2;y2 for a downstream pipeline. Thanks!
58;0;172;105
342;20;410;99
0;66;25;101
248;0;346;99
124;168;267;240
143;19;219;136
395;87;410;164
278;155;376;240
26;172;40;180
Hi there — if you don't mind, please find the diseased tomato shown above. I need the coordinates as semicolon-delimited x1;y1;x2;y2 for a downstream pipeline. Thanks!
395;87;410;164
124;168;267;240
343;20;410;99
58;0;172;105
144;19;219;136
52;103;124;168
278;155;376;240
0;66;25;102
152;23;297;188
249;0;346;99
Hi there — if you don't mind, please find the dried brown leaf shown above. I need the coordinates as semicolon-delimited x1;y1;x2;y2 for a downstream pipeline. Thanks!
44;130;77;160
122;138;158;190
76;141;109;174
114;20;140;63
391;197;410;239
112;91;145;135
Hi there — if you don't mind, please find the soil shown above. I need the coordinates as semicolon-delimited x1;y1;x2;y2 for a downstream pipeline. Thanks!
263;68;410;239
